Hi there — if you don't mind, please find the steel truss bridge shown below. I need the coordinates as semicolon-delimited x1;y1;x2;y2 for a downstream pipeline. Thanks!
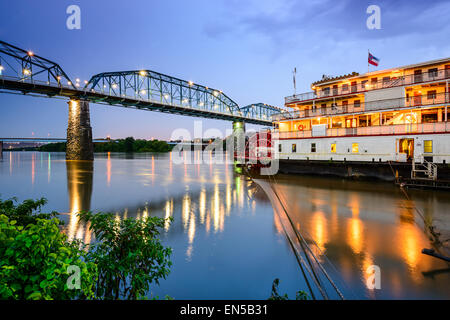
0;40;281;125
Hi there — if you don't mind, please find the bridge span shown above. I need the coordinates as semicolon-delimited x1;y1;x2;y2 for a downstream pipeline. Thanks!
0;40;280;160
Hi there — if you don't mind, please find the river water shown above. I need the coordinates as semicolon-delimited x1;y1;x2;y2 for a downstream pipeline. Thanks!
0;151;449;299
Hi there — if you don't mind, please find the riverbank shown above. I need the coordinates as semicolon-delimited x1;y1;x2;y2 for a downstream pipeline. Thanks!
6;137;173;153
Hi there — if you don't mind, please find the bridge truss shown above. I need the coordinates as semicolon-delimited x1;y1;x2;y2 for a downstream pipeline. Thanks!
85;71;282;123
0;40;75;89
0;40;282;125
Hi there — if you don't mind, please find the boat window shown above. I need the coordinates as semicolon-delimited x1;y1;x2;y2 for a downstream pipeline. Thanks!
422;112;438;123
311;143;316;153
428;68;438;79
331;143;336;153
427;90;437;100
424;140;433;153
352;143;359;153
292;144;297;153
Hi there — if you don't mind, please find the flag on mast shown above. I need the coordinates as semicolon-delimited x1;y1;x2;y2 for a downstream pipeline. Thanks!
293;67;297;95
368;52;379;67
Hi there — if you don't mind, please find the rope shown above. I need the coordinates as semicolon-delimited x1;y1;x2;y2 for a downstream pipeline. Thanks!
249;164;345;299
267;173;330;300
266;173;345;300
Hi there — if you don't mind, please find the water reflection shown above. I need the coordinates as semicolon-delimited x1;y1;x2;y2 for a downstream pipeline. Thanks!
3;151;448;299
259;175;450;299
65;160;93;243
62;152;266;262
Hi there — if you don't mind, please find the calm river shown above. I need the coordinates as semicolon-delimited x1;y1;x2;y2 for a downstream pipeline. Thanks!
0;151;449;299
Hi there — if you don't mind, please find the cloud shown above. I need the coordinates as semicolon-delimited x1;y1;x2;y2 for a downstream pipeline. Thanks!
202;0;450;59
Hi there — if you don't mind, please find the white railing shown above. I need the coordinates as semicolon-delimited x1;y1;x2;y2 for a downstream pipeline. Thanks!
273;92;450;121
274;121;450;139
285;68;450;103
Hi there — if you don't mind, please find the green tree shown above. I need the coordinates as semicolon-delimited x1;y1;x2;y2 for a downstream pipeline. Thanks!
0;197;59;226
78;212;173;300
124;137;135;153
0;215;97;300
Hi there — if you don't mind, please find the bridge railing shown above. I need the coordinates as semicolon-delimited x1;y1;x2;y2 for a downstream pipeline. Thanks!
0;75;277;123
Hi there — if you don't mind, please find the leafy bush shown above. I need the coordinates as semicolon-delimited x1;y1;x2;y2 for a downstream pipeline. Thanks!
78;212;173;300
268;278;309;300
0;214;97;300
0;197;59;226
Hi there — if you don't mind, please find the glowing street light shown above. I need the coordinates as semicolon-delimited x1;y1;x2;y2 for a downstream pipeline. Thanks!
188;80;194;86
23;68;31;76
27;51;34;56
139;70;147;77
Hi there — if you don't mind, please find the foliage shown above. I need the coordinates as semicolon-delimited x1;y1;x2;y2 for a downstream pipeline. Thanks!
268;278;309;300
78;211;173;300
38;137;173;153
38;142;66;152
123;137;135;153
0;197;60;227
0;214;97;300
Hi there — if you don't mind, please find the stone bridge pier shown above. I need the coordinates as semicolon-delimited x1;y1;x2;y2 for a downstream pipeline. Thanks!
66;99;94;160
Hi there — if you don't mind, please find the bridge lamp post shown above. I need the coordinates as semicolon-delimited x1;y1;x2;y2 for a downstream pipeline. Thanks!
0;65;3;76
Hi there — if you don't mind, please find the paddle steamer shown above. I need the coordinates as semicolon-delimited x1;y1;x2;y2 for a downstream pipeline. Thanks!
271;58;450;182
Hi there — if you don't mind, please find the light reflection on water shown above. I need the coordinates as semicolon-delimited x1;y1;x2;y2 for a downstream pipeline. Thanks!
1;151;303;299
261;175;450;299
1;151;449;299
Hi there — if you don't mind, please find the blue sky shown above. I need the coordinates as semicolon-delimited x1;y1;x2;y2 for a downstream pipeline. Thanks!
0;0;449;139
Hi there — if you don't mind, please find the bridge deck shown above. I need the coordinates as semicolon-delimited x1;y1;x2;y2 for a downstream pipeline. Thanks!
0;77;272;126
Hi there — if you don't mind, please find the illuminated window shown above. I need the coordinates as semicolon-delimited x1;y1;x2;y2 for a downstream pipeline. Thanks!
292;144;297;152
352;143;359;153
331;143;336;153
424;140;433;153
